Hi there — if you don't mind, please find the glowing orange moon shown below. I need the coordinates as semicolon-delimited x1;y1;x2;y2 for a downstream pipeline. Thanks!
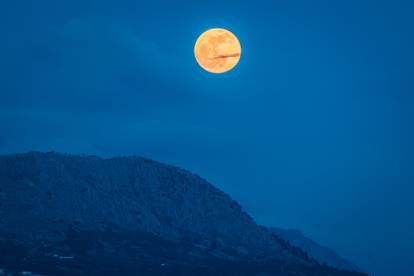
194;28;241;74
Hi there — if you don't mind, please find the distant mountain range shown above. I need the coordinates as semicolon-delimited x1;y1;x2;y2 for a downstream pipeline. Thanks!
0;152;366;276
268;227;359;272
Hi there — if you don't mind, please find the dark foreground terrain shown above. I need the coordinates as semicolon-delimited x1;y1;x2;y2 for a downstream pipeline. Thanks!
0;152;367;276
0;228;366;276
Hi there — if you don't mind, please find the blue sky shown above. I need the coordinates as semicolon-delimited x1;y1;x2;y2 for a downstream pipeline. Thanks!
1;1;413;275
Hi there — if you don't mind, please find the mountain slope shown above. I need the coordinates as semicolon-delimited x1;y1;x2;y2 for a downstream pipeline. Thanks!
0;152;367;276
269;227;359;271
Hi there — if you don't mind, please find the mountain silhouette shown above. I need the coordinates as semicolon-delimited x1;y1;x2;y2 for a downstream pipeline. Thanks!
0;152;367;276
268;227;359;272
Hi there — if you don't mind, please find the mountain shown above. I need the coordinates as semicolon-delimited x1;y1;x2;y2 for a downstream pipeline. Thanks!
268;227;359;271
0;152;367;276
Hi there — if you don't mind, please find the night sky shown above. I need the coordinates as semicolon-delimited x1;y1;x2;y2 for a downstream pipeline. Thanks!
1;1;413;275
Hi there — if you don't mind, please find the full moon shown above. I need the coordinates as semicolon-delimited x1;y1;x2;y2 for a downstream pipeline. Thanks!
194;28;241;74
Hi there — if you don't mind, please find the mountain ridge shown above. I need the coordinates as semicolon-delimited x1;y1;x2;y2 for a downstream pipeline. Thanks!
0;152;366;276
